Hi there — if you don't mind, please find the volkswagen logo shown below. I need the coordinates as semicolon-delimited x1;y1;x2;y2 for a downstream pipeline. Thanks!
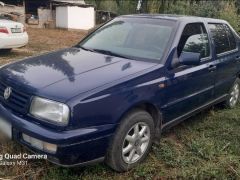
4;87;12;100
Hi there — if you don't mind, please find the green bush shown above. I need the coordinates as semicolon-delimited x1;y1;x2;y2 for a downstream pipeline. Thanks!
86;0;240;32
218;2;240;32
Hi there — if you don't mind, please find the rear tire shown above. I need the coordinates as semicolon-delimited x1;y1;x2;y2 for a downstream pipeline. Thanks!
105;109;155;172
224;78;240;108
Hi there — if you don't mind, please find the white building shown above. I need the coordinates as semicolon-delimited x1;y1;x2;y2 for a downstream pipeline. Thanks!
53;0;95;30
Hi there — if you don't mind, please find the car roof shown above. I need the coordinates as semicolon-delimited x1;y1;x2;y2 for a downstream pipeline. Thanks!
120;14;228;24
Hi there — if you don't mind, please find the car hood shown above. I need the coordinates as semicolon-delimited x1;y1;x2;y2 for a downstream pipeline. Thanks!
0;48;157;101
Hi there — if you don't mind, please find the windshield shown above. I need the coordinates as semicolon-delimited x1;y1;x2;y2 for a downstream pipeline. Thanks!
78;17;176;62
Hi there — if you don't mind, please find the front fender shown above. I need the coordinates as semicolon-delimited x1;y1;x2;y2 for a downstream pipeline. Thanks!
67;68;167;130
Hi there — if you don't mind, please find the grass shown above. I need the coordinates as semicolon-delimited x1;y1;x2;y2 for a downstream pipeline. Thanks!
1;105;240;179
1;28;240;179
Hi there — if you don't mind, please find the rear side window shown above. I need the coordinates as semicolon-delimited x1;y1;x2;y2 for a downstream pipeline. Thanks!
209;23;237;54
224;24;237;50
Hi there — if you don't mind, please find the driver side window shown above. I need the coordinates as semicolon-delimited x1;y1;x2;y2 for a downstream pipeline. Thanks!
177;23;210;59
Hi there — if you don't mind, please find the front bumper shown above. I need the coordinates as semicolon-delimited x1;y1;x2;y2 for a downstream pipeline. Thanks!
0;103;116;166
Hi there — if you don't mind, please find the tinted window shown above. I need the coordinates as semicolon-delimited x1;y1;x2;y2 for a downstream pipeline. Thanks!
209;23;236;54
178;23;210;58
79;18;175;62
224;24;237;50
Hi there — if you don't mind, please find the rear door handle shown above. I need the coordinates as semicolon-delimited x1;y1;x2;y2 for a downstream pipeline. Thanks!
208;65;217;72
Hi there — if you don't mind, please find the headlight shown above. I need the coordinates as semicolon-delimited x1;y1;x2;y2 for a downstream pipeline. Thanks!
30;97;70;125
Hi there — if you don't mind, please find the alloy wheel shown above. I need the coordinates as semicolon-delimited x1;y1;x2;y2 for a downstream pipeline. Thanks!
122;122;150;164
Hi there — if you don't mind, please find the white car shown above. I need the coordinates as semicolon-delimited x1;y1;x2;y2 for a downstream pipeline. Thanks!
0;19;28;51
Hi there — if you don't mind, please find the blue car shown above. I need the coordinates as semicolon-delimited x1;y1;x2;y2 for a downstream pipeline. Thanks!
0;14;239;172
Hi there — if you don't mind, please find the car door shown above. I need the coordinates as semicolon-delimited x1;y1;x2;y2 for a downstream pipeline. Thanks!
208;23;240;98
161;22;216;123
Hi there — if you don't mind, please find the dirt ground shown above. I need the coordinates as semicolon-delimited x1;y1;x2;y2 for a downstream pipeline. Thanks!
0;27;87;65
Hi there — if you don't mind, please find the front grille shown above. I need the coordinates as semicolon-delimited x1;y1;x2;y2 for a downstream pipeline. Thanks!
0;82;31;114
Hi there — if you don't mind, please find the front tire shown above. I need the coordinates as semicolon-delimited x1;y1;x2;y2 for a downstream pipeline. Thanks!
225;78;240;108
105;109;155;172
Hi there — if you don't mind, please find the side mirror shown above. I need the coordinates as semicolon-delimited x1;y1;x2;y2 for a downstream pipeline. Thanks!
179;52;201;66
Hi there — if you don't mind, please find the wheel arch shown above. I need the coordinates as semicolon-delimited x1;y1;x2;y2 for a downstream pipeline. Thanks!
117;101;162;141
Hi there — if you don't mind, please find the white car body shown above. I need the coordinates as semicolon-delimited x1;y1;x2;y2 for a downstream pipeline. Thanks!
0;19;28;49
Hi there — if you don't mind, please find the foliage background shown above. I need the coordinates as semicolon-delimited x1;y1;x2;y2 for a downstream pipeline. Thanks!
86;0;240;32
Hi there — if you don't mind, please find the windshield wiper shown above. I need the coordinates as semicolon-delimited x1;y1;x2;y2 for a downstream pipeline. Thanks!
75;45;95;52
92;49;130;59
76;46;130;59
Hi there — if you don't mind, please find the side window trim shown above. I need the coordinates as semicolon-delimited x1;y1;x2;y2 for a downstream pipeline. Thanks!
216;48;238;57
200;23;212;62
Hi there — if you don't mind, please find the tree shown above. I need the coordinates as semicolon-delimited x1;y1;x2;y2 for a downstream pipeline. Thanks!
85;0;240;32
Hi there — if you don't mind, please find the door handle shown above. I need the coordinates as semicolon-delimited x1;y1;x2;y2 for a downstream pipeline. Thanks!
208;65;217;72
